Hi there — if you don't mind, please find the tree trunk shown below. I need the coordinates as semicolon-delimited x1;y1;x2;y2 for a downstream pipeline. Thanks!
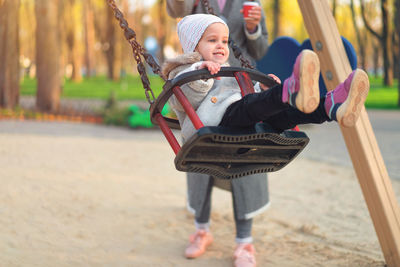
393;32;399;79
35;0;61;112
349;0;367;69
157;0;166;63
373;41;380;78
58;0;66;86
0;0;20;109
83;0;96;77
397;51;400;106
332;0;337;18
272;0;281;40
395;0;400;106
381;0;393;85
360;0;393;86
393;0;400;79
105;5;121;81
66;0;82;82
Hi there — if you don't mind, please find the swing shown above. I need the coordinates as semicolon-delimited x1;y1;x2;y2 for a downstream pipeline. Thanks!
107;0;309;179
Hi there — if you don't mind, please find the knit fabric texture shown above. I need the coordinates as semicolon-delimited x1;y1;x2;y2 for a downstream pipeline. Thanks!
177;14;228;54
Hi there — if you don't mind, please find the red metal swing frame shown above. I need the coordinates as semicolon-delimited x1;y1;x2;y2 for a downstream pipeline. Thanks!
153;71;255;155
149;67;309;179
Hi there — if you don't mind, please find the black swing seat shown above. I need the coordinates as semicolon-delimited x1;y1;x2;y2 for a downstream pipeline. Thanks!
150;67;310;179
175;123;309;179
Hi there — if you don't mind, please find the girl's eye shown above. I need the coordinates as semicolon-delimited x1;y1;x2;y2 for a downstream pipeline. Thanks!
208;39;216;43
223;40;228;44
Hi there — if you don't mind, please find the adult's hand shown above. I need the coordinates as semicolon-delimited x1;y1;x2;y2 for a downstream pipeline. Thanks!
240;5;262;33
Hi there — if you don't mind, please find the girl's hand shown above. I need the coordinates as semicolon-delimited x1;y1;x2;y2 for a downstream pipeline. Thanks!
260;74;281;91
240;5;262;33
198;61;221;79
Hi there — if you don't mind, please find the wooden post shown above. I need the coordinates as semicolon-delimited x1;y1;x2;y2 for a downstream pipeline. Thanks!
297;1;400;266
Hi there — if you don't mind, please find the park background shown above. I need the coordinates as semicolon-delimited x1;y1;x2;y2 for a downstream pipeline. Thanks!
1;1;400;266
0;0;399;124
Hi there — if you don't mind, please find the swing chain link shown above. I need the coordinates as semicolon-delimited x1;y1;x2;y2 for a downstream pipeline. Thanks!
106;0;166;104
106;0;255;104
201;0;254;69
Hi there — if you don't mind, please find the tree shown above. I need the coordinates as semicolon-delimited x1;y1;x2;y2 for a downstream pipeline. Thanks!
332;0;337;18
64;0;83;82
83;0;96;77
395;0;400;106
272;0;281;40
349;0;368;70
0;0;20;109
105;1;122;81
157;0;166;63
360;0;393;86
35;0;61;112
19;0;36;78
393;0;399;78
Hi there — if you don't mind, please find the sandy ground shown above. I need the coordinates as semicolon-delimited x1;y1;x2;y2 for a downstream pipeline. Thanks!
0;120;398;267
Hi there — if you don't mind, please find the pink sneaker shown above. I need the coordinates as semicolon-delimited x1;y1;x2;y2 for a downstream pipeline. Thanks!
324;69;369;127
233;243;256;267
184;229;213;259
282;49;320;113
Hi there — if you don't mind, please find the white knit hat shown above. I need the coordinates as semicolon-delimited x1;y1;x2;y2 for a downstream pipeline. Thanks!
177;14;228;54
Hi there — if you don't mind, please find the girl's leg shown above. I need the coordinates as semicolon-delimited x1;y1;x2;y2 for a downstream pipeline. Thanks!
263;97;330;132
221;69;369;131
324;69;369;127
265;68;370;130
219;84;289;128
219;49;320;128
281;49;320;113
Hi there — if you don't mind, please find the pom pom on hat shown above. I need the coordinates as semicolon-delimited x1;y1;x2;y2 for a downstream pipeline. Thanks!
177;14;228;54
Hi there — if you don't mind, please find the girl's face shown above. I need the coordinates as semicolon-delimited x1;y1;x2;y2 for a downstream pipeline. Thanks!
195;23;229;64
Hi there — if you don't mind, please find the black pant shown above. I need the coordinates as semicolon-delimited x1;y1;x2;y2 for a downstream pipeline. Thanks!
219;84;331;131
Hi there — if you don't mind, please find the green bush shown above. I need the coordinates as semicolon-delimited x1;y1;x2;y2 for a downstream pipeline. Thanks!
102;107;132;126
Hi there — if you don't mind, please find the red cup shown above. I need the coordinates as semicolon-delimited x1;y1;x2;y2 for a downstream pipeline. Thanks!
242;1;259;18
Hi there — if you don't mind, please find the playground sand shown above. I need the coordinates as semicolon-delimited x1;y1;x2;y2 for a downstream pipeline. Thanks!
0;121;395;266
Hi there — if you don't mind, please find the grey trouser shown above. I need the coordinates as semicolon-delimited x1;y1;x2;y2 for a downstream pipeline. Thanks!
196;177;253;239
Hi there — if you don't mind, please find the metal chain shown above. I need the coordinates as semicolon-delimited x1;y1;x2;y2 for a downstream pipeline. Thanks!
106;0;166;104
201;0;254;69
201;0;214;14
106;0;255;104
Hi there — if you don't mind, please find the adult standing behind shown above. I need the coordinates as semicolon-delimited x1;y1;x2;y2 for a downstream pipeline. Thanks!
166;1;270;267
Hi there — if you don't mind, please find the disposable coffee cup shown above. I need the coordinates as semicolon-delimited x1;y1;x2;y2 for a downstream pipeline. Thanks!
242;1;259;18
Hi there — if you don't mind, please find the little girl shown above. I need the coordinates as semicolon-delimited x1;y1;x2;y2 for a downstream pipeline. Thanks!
162;14;369;267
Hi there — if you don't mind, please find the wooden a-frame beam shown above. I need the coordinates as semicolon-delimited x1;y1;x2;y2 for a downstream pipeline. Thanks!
297;0;400;266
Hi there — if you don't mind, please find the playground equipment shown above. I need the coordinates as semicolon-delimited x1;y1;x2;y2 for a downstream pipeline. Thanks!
155;66;309;179
128;103;170;128
106;0;400;265
298;1;400;266
107;0;310;179
256;36;358;95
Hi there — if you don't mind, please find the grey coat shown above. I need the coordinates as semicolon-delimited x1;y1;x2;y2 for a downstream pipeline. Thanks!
163;52;270;220
163;52;262;141
166;0;269;67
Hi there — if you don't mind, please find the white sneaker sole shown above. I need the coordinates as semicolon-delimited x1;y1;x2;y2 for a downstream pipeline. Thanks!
296;50;320;113
337;69;370;127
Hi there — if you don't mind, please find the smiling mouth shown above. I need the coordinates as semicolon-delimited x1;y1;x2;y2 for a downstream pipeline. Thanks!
214;52;225;56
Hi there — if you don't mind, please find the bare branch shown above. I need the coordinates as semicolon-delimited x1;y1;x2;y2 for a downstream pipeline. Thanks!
359;0;381;41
